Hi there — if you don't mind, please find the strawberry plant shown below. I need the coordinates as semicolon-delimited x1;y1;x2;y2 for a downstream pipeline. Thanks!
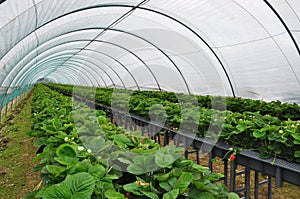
24;85;239;199
45;83;300;163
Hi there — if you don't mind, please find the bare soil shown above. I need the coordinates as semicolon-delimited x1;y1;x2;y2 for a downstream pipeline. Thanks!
0;93;41;199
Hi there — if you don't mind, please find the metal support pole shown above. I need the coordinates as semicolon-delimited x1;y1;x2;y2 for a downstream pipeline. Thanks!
275;167;283;187
254;171;259;199
157;127;161;145
195;148;200;164
268;176;273;199
230;160;237;192
209;151;214;171
244;167;251;199
164;131;169;146
224;159;229;187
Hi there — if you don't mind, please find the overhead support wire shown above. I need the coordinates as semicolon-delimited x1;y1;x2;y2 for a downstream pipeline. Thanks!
8;27;170;92
232;0;300;88
18;58;101;88
130;5;235;97
2;2;229;96
45;0;151;89
15;53;119;89
76;48;140;90
263;0;300;56
1;2;192;94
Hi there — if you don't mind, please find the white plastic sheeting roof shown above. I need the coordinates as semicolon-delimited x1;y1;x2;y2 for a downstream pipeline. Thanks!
0;0;299;103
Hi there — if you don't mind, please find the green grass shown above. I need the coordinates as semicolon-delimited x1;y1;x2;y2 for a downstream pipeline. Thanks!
0;92;40;199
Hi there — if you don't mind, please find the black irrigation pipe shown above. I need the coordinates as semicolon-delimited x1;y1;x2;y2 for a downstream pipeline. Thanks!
50;86;300;199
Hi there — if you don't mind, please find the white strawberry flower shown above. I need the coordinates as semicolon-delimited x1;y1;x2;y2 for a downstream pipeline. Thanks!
78;146;85;151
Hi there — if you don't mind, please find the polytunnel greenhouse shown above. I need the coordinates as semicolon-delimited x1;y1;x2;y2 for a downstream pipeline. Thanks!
0;0;300;198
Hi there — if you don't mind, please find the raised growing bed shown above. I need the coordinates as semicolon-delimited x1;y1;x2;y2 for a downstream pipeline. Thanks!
52;87;300;199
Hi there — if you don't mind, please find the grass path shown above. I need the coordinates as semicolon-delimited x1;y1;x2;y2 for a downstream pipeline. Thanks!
0;92;40;199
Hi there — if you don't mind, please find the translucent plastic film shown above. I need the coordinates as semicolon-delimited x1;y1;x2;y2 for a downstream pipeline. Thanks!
0;0;299;105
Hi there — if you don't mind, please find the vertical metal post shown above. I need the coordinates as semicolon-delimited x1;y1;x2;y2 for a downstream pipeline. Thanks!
195;148;200;164
268;176;273;199
275;167;283;187
230;160;237;192
184;150;189;159
254;171;259;199
224;159;229;187
184;136;189;159
157;127;161;145
164;130;169;146
245;167;251;199
209;152;214;171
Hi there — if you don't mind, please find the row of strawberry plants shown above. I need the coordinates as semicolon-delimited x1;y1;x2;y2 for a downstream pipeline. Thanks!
45;84;300;163
47;83;300;121
24;84;238;199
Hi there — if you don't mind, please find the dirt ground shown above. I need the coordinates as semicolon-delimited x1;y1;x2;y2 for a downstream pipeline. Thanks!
186;150;300;199
0;93;41;199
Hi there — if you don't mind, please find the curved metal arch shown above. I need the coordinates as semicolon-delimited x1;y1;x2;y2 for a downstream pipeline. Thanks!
18;59;98;88
232;0;300;87
64;55;112;87
42;35;191;94
5;36;145;91
123;5;235;96
263;0;300;55
45;57;110;87
42;26;193;91
45;52;125;88
25;53;117;86
66;56;125;88
0;62;91;112
13;53;101;87
71;53;131;89
15;53;116;88
37;3;235;95
35;38;159;91
31;68;89;86
69;55;129;90
4;44;125;90
0;1;6;5
38;33;160;91
26;66;90;86
29;26;213;93
48;67;93;86
74;48;143;88
23;62;93;87
11;53;97;87
49;62;103;86
73;51;139;89
58;4;229;94
1;3;192;94
1;41;87;87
